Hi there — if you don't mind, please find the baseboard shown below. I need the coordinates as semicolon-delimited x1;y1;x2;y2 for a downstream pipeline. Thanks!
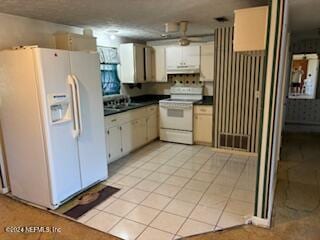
251;216;271;228
0;187;9;194
210;147;258;157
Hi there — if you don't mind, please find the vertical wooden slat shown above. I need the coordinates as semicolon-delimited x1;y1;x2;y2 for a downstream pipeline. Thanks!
214;29;219;147
233;52;240;135
226;27;232;134
244;56;251;136
230;31;236;135
221;28;227;139
248;56;256;151
256;55;264;152
236;54;243;134
217;28;223;147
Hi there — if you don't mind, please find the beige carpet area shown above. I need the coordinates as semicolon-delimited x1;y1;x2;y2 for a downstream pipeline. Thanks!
1;133;320;240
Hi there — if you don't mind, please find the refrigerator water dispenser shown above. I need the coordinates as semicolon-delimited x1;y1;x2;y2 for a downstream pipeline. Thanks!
48;94;71;124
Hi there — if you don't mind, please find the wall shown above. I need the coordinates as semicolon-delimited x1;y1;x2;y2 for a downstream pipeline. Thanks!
0;13;133;50
284;34;320;132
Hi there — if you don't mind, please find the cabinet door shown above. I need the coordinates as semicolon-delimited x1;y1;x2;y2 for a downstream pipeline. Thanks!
106;126;122;163
166;47;182;68
200;44;214;81
121;121;134;154
147;113;158;142
182;46;200;67
194;114;213;144
153;46;167;82
119;44;135;83
145;47;155;82
132;119;147;149
135;45;145;83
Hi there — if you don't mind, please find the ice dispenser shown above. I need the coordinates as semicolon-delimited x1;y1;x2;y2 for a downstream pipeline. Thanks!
48;94;71;124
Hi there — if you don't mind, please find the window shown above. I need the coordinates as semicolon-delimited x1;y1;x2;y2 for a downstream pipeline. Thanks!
98;47;120;95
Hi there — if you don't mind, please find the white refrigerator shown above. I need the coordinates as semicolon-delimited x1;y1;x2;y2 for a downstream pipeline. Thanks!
0;47;108;209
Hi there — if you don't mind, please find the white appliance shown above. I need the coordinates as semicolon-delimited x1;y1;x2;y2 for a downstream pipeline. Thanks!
0;47;107;209
159;86;203;144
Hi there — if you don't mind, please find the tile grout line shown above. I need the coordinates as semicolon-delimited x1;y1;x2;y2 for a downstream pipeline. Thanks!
132;145;205;239
107;143;195;238
173;152;231;236
214;156;251;229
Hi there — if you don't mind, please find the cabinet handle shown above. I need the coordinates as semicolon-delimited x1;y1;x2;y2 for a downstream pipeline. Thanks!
111;119;117;122
119;126;122;130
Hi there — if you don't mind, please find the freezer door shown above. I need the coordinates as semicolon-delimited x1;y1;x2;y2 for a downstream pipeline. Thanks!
70;52;108;188
34;48;82;206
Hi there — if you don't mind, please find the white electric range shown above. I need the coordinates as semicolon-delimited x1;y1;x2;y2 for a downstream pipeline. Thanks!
159;86;203;144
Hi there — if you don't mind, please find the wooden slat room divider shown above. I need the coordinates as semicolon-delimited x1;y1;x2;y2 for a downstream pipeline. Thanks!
214;27;265;153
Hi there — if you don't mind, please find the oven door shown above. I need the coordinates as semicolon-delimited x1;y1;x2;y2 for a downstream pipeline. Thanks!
159;102;193;131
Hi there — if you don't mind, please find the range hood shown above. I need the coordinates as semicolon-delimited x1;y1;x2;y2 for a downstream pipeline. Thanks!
166;65;200;74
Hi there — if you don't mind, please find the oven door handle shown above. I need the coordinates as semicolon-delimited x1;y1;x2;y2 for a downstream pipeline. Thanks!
160;104;193;110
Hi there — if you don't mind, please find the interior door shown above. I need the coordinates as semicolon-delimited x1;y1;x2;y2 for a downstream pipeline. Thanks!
35;48;82;205
69;51;108;188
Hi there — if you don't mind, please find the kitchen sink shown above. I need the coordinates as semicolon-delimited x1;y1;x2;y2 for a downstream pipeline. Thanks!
104;102;142;111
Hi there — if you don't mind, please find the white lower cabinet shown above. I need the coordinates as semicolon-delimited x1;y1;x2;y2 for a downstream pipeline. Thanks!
121;121;134;155
105;105;158;163
147;113;158;141
132;119;147;149
106;126;122;163
193;106;213;145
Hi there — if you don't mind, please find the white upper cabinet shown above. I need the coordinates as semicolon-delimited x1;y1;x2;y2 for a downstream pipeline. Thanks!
153;46;167;82
119;43;150;83
166;46;200;74
234;6;269;52
182;46;200;67
200;43;214;81
166;47;182;69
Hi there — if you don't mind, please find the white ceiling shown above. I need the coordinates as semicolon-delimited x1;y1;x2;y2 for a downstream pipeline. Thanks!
289;0;320;33
0;0;268;40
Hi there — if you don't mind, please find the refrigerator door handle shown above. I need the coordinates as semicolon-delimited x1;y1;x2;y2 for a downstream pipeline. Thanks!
72;74;83;136
68;75;80;138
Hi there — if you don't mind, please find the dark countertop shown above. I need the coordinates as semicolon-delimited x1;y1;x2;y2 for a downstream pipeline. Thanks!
104;94;213;116
194;96;214;106
104;95;168;116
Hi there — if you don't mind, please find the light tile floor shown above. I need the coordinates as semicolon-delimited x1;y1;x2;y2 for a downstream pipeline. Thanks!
78;141;257;239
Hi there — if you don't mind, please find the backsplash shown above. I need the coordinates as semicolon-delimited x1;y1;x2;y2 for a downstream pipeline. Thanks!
121;77;214;97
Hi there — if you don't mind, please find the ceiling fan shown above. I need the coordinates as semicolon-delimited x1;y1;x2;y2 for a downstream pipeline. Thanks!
165;21;208;46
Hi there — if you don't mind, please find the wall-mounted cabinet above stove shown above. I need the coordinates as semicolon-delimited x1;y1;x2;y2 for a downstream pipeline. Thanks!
166;46;200;74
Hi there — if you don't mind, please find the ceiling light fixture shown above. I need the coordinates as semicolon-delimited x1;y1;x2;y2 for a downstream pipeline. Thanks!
161;33;169;38
107;30;118;40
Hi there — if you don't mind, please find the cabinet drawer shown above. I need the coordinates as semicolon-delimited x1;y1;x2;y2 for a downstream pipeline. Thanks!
194;106;213;115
